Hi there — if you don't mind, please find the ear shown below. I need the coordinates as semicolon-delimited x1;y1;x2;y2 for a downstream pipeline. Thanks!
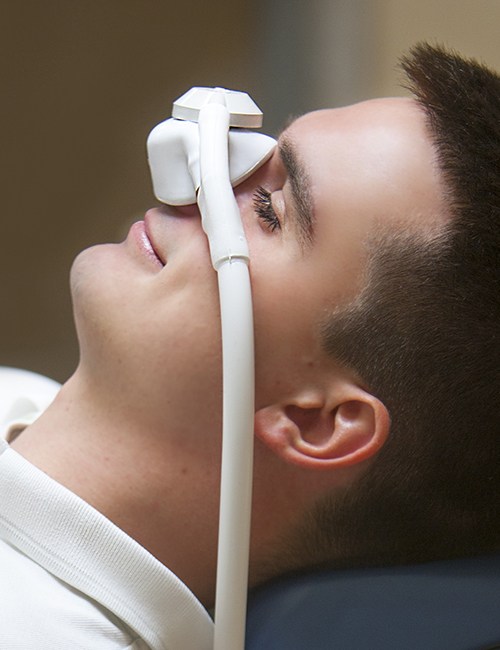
254;385;390;470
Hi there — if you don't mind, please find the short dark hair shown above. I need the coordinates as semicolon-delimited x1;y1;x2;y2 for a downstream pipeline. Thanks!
308;43;500;568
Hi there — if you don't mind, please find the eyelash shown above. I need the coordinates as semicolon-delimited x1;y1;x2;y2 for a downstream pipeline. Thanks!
253;186;281;232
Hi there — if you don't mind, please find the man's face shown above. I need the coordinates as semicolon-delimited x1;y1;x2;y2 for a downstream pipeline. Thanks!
70;97;444;443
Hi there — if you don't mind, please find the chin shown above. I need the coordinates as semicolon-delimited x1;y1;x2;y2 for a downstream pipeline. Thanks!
70;243;121;301
69;244;131;374
69;249;221;432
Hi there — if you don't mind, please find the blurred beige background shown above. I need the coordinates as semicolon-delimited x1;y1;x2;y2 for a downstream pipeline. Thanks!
1;0;499;382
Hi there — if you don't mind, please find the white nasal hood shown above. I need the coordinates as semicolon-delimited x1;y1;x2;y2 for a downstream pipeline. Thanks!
147;87;277;206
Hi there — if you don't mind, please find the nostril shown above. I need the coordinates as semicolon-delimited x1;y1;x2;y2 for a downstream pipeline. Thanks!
176;203;200;218
156;202;200;219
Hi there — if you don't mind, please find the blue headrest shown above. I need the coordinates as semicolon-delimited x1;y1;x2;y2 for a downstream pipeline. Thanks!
246;554;500;649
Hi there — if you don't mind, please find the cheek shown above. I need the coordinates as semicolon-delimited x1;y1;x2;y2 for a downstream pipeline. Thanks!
250;257;321;404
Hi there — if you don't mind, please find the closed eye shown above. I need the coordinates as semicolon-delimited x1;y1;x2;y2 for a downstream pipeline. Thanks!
253;186;281;232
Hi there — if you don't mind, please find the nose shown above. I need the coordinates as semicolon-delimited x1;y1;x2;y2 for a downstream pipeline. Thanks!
175;203;200;218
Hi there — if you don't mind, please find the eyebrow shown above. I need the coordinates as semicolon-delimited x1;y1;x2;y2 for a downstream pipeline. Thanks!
278;136;315;249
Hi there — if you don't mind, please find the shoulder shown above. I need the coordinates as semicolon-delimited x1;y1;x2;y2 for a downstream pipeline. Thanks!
0;366;61;440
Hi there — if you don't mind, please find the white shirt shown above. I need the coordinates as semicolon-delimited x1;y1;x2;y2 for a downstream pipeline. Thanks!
0;438;214;649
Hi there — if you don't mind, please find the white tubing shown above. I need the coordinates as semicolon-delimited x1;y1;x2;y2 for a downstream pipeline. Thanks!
197;96;255;650
197;98;249;268
213;261;254;650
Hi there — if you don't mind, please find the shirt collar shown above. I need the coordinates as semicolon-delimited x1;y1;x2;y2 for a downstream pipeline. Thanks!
0;441;214;649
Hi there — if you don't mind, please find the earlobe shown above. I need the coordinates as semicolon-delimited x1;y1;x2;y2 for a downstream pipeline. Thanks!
255;388;390;470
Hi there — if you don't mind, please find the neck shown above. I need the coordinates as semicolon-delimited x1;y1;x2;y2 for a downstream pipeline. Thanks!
10;369;221;607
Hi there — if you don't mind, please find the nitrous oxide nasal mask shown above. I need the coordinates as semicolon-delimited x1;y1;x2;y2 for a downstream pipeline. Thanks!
147;87;276;207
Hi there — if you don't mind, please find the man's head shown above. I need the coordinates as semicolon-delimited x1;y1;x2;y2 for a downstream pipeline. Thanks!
67;43;499;597
295;43;500;572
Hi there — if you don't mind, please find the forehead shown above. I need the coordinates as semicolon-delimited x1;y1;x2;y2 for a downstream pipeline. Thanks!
282;98;446;236
286;97;428;144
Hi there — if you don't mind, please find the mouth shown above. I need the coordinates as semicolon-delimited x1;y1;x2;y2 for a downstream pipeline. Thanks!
129;220;165;268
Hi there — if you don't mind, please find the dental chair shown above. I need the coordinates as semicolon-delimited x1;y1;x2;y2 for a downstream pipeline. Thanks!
245;553;500;649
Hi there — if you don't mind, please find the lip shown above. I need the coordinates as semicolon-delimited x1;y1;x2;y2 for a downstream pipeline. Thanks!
129;220;165;268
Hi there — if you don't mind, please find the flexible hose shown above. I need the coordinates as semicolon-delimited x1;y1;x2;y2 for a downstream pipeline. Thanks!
198;97;255;650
